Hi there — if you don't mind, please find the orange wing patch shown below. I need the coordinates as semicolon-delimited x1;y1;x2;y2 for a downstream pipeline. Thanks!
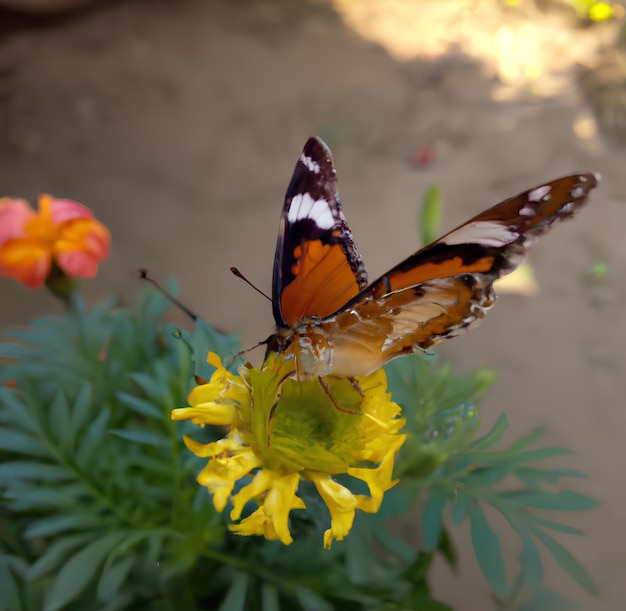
280;240;363;327
379;255;496;295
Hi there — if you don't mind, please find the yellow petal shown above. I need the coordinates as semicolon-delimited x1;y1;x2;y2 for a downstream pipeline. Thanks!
229;506;283;542
196;448;261;512
309;472;358;549
230;471;304;545
187;383;224;405
230;469;274;520
196;464;236;512
349;435;406;513
172;404;238;426
263;472;305;544
182;434;243;458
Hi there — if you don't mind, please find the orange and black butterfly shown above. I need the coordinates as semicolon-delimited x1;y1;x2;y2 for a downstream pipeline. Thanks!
266;137;598;381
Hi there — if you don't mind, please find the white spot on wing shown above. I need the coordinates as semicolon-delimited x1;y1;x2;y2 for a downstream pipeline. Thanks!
288;193;335;229
440;221;519;247
299;153;320;174
528;185;551;202
519;205;535;217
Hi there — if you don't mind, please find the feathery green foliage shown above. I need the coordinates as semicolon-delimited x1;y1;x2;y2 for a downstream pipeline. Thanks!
0;287;596;610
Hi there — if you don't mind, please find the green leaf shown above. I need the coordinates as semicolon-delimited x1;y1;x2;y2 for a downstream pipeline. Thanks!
261;583;280;611
191;318;240;380
346;519;394;584
24;513;101;539
0;342;32;359
29;533;95;581
469;503;507;597
97;555;137;603
450;489;472;525
70;383;93;442
530;517;584;536
518;587;577;611
75;408;110;465
0;429;50;458
515;467;587;488
502;490;598;511
109;429;165;447
372;520;416;564
0;554;22;611
116;392;162;419
295;587;334;611
517;530;543;585
513;447;574;463
5;483;87;511
437;526;457;568
465;465;509;488
422;488;450;551
49;389;72;452
100;592;135;611
408;592;453;611
0;387;39;434
420;185;443;246
146;531;165;566
459;446;573;470
217;572;249;611
531;528;597;594
509;426;546;452
44;531;127;611
0;462;71;484
466;413;509;450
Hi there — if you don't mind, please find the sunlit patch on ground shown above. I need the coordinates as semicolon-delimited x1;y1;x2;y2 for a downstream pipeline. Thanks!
333;0;621;97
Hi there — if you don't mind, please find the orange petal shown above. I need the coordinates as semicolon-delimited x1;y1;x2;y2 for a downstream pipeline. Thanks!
54;218;110;278
0;198;35;247
56;249;100;279
45;195;95;224
0;238;51;288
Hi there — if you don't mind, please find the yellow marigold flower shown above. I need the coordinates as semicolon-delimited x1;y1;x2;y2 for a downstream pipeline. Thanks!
172;352;406;548
0;194;110;289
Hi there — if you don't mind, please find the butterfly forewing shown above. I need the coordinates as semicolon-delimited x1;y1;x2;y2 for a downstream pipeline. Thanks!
272;137;367;329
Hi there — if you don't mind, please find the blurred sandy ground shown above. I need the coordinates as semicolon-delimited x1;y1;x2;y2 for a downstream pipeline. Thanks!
1;0;626;608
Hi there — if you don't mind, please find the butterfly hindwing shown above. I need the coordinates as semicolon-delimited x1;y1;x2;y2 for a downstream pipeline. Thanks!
272;137;367;329
325;172;598;373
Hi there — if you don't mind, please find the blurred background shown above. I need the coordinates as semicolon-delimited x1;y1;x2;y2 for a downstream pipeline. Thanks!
1;0;625;609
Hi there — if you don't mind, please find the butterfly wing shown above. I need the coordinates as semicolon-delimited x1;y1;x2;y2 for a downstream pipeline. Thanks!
273;137;367;329
324;173;599;376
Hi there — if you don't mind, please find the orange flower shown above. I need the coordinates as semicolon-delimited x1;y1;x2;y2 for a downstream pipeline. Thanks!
0;194;110;289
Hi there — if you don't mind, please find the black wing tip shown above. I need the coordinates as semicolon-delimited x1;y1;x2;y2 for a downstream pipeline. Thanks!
565;171;599;211
302;136;333;165
574;171;600;192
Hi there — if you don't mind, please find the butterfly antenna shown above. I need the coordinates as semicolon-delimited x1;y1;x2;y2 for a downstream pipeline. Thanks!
224;338;269;366
139;269;198;321
230;267;272;302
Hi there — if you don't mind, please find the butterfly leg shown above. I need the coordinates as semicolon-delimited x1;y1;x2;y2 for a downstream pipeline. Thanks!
348;376;363;397
317;377;361;415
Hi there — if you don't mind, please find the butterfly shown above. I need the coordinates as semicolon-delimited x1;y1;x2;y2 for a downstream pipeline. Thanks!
265;136;598;382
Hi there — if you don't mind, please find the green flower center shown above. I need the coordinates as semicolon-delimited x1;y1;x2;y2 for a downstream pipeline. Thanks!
249;371;366;473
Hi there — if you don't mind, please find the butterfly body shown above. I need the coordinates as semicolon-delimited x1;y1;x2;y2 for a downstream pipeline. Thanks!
267;137;598;381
